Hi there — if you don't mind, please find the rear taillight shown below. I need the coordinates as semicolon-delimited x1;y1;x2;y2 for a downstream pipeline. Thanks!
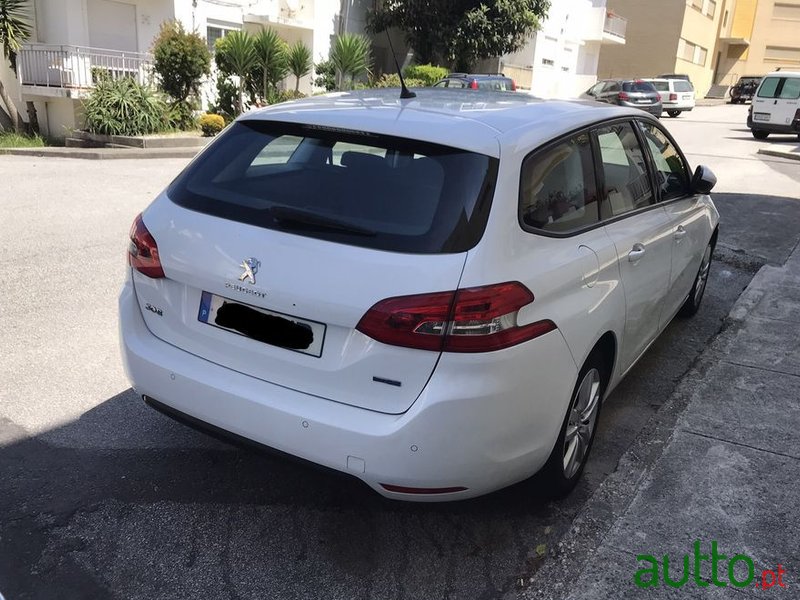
469;79;479;89
356;282;556;353
511;79;517;91
618;91;629;101
669;93;678;101
128;213;164;278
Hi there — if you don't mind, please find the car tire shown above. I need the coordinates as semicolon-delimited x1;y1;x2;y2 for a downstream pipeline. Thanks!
667;110;681;118
752;130;769;140
679;241;713;318
540;351;607;497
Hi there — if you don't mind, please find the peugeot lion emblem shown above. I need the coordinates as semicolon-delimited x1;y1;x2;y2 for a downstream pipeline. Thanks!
239;257;260;285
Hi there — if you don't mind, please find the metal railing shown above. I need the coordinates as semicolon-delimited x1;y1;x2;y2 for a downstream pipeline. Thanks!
18;44;154;89
603;13;627;39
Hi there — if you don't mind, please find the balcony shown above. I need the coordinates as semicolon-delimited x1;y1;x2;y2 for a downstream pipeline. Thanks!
603;13;627;43
244;0;314;31
18;44;154;98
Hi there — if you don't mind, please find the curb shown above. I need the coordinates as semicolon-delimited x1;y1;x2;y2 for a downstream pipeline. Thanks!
757;147;800;162
0;147;201;160
514;258;774;600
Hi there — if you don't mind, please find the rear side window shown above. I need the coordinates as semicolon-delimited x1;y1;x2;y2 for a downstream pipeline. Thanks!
623;81;657;92
652;81;670;92
595;122;655;218
519;132;599;233
638;122;690;201
168;121;498;254
673;80;694;92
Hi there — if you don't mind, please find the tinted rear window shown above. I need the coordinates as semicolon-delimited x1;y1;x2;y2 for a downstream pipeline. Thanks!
168;121;498;254
673;80;694;92
477;79;513;91
623;81;657;92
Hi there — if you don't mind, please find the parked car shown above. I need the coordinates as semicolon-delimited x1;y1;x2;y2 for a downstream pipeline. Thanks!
729;76;762;104
433;73;516;91
747;71;800;140
581;79;663;117
120;89;718;501
642;78;695;117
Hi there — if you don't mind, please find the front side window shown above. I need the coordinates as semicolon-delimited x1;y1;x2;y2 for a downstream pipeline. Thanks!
168;121;498;254
638;122;691;201
595;122;655;218
519;133;599;233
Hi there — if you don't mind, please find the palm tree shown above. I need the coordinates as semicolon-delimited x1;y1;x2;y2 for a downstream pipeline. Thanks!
287;41;312;93
221;30;257;115
0;0;32;132
330;33;372;91
253;28;288;103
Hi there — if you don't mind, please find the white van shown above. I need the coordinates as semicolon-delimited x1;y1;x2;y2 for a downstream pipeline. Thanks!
748;71;800;140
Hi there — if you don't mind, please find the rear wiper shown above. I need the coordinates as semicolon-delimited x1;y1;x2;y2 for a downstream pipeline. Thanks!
268;206;376;237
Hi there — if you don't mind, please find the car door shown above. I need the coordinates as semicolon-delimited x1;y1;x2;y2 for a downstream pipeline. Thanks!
753;76;800;126
594;120;673;374
602;81;621;104
636;120;708;321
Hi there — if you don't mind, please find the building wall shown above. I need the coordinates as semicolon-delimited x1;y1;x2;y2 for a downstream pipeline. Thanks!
598;0;685;81
677;1;726;95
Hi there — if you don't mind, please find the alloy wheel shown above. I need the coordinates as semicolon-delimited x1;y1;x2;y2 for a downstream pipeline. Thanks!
563;367;601;479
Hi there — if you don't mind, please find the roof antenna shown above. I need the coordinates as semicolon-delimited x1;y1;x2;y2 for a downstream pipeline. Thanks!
386;31;416;99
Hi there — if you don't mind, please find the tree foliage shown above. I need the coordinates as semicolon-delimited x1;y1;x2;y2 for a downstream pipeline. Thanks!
0;0;33;132
215;30;256;114
330;33;372;90
152;21;211;103
368;0;550;71
313;58;336;91
252;28;288;101
287;41;312;92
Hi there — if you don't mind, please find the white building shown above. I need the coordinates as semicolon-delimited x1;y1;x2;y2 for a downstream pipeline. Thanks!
2;0;367;138
477;0;627;99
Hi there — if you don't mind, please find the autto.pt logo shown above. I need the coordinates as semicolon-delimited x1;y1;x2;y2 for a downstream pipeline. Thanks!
635;541;787;590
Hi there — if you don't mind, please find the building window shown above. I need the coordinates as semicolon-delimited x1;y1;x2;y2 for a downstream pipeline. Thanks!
723;10;728;26
706;0;716;18
773;3;800;20
764;45;800;63
206;24;239;52
678;38;708;66
542;58;555;66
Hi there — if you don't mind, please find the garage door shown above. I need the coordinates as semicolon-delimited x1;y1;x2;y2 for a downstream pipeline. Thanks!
88;0;138;52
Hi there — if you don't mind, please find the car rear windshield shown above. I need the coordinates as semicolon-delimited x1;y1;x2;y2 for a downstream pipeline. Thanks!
758;77;800;99
167;121;498;254
623;81;657;92
673;80;694;92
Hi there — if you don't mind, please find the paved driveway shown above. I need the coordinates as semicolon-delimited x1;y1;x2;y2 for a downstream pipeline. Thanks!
0;104;798;600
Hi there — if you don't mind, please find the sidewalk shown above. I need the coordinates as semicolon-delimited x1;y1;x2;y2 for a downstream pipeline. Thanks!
758;142;800;163
519;246;800;598
0;146;201;160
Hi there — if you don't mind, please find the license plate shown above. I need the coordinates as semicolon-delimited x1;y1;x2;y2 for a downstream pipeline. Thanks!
636;99;651;104
198;291;326;357
753;112;770;122
682;95;693;100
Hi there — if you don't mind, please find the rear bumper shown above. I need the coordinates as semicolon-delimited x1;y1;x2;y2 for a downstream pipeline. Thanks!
619;101;662;116
119;278;578;501
662;103;694;112
747;116;798;134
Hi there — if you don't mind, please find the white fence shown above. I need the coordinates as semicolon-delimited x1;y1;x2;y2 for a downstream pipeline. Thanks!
18;44;154;89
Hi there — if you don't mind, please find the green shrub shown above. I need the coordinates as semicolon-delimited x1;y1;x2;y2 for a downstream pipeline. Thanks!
152;20;211;126
209;77;238;122
83;77;167;136
313;58;336;91
403;64;448;86
166;101;195;131
330;33;372;90
373;73;425;88
266;89;306;105
0;132;46;148
199;113;225;137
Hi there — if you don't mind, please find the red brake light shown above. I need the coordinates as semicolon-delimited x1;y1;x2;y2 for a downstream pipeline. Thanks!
618;91;629;101
356;282;556;353
511;79;517;91
669;93;678;101
469;79;478;89
128;213;164;278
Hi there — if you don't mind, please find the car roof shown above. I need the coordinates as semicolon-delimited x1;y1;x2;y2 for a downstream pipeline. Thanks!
764;70;800;77
640;78;668;82
447;73;511;79
241;89;652;158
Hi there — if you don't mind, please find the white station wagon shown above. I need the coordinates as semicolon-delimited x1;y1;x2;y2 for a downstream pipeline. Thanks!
120;89;719;501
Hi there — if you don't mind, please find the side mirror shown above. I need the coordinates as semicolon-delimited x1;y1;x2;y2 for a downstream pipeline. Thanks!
691;165;716;194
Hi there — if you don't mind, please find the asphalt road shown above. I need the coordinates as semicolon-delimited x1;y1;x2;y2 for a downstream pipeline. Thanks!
1;105;798;600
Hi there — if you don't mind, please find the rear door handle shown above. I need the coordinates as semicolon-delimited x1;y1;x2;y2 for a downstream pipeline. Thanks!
628;243;646;262
674;226;687;241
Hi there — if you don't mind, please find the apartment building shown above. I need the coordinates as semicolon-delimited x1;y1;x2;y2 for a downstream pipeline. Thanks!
2;0;364;137
714;0;800;87
596;0;724;97
477;0;627;98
